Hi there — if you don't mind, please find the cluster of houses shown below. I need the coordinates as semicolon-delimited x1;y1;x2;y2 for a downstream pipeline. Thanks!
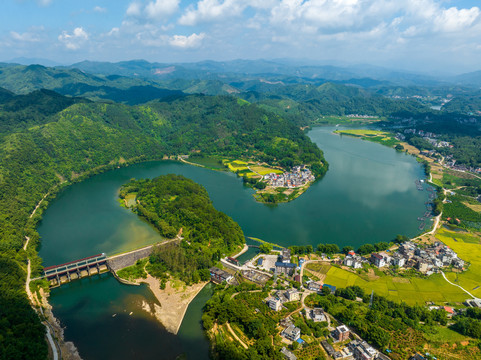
278;315;387;360
263;165;315;189
265;288;301;312
275;248;297;275
320;324;387;360
445;155;481;174
346;114;379;119
343;241;464;275
400;129;452;148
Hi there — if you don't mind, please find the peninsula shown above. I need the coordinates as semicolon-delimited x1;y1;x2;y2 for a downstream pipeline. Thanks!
117;174;246;332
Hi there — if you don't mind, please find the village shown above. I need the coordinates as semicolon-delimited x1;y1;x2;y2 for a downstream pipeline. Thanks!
208;248;424;360
343;240;465;275
394;128;481;174
206;237;471;360
263;165;316;188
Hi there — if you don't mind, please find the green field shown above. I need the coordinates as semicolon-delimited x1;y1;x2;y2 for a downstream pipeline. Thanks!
249;165;283;176
436;228;481;298
186;156;226;170
324;265;467;305
223;159;284;179
335;129;400;147
314;115;382;125
324;227;481;304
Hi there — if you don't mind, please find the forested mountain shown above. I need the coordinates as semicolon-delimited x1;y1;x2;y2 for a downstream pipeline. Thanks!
0;88;89;134
240;82;429;121
0;64;183;104
0;63;439;120
69;59;447;87
453;70;481;87
442;91;481;115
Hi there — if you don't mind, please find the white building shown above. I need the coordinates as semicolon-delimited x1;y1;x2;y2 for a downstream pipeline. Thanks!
268;298;281;311
310;308;327;322
282;325;301;341
285;289;300;302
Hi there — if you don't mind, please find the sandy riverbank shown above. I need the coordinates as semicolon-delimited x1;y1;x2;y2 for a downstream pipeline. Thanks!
139;275;208;334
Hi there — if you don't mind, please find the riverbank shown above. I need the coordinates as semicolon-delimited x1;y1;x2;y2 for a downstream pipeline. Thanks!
138;275;208;334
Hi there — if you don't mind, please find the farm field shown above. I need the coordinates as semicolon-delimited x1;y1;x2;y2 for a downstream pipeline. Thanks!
222;159;284;179
435;228;481;299
322;227;481;304
324;264;468;305
248;165;283;176
335;129;400;147
314;115;382;125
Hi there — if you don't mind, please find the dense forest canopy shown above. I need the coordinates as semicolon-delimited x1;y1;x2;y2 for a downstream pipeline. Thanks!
120;175;245;284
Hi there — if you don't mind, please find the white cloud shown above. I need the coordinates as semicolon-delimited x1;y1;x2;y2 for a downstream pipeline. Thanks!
126;2;142;16
107;27;120;36
58;27;89;50
10;30;41;42
126;0;179;21
93;6;107;13
145;0;179;20
269;0;400;33
433;6;480;33
169;32;205;48
179;0;245;26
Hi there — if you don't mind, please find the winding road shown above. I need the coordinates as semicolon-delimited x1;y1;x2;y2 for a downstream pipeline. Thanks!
440;271;479;300
24;193;60;360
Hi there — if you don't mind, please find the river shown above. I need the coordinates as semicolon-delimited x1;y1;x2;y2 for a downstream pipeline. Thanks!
38;126;431;359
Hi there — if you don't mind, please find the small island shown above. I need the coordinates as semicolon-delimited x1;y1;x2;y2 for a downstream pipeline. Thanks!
118;174;246;333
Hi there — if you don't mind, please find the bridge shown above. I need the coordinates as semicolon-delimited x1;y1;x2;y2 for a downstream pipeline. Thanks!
43;253;109;288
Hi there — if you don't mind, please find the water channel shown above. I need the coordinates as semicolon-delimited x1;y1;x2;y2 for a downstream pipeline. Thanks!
38;126;431;359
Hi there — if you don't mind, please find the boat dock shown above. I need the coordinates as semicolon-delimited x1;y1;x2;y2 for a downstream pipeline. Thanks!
415;180;424;191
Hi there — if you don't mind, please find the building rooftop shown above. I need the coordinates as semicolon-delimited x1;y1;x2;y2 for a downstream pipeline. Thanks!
275;262;296;268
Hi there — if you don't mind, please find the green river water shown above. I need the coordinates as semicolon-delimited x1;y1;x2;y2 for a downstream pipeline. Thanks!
38;126;432;359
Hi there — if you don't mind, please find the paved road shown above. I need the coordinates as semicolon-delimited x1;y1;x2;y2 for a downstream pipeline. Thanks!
45;325;59;360
441;271;479;300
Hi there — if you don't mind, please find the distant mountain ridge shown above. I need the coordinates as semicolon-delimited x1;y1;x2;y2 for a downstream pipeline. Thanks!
0;64;184;104
68;59;447;87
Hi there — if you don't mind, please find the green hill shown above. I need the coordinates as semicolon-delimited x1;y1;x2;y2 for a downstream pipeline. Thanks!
0;64;183;104
121;174;245;284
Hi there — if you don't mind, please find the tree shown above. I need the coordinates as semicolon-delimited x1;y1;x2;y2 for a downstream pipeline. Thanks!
259;243;273;254
322;286;332;296
342;246;354;254
394;235;409;244
357;244;375;255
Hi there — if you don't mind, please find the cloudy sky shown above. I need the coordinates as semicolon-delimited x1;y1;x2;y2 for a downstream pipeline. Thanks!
1;0;481;73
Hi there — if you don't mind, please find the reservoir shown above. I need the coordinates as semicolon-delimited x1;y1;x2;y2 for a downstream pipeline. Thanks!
38;126;431;359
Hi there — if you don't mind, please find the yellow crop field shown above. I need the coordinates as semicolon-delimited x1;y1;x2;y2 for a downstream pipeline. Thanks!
249;165;283;176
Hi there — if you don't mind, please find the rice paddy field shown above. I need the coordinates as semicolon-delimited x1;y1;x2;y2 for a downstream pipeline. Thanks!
223;159;283;179
322;228;481;305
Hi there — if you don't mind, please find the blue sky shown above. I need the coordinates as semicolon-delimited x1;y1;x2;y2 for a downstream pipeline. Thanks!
1;0;481;73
